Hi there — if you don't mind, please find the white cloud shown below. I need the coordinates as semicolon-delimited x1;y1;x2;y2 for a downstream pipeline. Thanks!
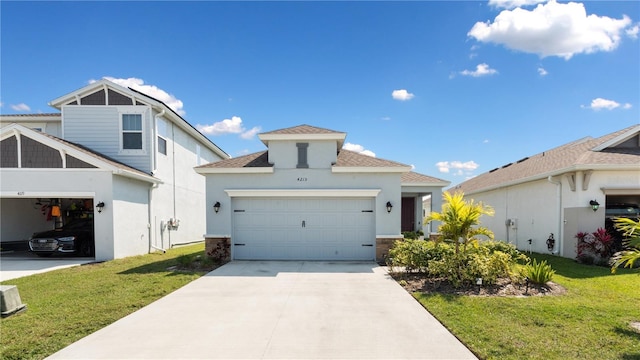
460;63;498;77
0;102;4;108
468;0;633;60
10;103;30;112
197;116;261;139
381;116;392;121
585;98;632;111
239;126;262;140
391;89;415;101
343;142;376;157
489;0;547;10
91;77;186;116
627;24;639;39
483;139;490;144
537;67;548;76
436;161;479;175
196;116;262;140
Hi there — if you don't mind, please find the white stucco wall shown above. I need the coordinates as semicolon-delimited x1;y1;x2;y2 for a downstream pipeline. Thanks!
203;168;402;239
112;176;150;258
467;169;640;257
150;120;224;248
268;140;338;169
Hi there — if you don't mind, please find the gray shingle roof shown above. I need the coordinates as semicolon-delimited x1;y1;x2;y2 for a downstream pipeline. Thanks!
0;113;61;118
401;171;450;185
196;149;411;169
260;124;344;135
452;125;640;194
196;151;271;169
334;149;409;168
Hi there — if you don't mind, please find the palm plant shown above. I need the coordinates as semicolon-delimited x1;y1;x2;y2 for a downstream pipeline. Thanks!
610;217;640;273
425;191;495;254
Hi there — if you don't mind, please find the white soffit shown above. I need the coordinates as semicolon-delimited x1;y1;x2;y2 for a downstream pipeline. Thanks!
332;166;412;173
225;189;381;197
195;167;274;174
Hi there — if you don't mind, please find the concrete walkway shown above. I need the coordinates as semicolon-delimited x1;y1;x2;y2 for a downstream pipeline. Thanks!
48;261;477;359
0;251;94;281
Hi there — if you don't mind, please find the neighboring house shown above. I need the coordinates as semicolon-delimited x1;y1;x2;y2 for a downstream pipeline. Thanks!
195;124;450;262
451;125;640;259
0;80;229;261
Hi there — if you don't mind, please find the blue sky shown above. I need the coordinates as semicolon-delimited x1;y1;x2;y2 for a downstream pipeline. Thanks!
1;1;638;186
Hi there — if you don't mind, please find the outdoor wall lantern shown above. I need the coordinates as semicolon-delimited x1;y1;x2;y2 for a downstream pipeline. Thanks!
589;200;600;212
213;201;221;214
96;202;105;213
386;201;393;213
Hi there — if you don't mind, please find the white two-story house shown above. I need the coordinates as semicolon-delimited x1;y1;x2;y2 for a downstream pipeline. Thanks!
0;80;229;261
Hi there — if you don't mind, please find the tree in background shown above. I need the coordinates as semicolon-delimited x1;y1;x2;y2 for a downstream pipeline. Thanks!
425;191;495;254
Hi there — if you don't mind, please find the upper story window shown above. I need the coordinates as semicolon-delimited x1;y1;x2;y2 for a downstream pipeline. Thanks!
121;113;144;153
157;117;168;156
296;143;309;168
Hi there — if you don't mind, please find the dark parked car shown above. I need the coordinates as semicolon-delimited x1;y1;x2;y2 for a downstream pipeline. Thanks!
29;219;94;257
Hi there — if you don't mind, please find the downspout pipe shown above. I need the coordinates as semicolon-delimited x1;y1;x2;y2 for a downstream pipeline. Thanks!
148;183;165;253
152;109;165;174
547;176;562;255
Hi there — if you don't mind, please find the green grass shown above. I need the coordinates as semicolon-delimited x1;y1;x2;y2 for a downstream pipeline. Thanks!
415;253;640;360
0;244;215;360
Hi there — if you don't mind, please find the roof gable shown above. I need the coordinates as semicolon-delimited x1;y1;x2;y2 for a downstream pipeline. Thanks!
0;123;160;184
48;79;229;160
592;125;640;151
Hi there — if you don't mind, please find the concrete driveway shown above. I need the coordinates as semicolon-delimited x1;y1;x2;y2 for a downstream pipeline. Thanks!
48;261;476;359
0;251;94;281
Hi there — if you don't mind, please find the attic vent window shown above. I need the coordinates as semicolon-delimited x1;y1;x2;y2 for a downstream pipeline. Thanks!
502;163;512;168
296;143;309;168
517;157;529;163
489;168;499;173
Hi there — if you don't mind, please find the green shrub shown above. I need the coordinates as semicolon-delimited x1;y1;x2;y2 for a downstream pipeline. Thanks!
402;230;424;240
429;248;519;287
522;259;555;284
481;240;528;262
388;239;452;272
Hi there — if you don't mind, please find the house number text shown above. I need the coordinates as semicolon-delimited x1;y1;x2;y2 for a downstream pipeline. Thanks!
297;177;308;182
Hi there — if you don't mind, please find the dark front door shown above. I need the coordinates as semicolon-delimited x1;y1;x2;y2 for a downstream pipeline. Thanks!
401;197;415;232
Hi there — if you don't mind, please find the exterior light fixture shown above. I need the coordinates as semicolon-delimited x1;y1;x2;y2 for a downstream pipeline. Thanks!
589;200;600;212
96;202;105;213
386;201;393;213
213;201;221;213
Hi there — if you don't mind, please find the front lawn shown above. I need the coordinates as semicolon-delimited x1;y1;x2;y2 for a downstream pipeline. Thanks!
0;244;219;360
414;253;640;360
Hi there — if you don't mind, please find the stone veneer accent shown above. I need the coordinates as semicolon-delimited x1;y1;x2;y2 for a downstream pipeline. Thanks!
205;237;231;262
376;238;400;264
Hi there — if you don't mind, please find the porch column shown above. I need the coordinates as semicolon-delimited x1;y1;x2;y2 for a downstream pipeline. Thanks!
429;193;444;236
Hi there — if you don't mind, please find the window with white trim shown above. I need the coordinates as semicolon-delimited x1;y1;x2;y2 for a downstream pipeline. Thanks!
121;113;144;153
157;117;168;156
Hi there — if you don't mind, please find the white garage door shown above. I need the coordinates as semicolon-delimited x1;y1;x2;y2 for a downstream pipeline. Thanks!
232;198;375;260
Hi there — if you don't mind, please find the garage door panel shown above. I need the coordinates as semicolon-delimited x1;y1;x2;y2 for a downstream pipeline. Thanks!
233;198;374;260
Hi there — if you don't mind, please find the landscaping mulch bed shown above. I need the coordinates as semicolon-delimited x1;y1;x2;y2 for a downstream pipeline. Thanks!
390;272;567;297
